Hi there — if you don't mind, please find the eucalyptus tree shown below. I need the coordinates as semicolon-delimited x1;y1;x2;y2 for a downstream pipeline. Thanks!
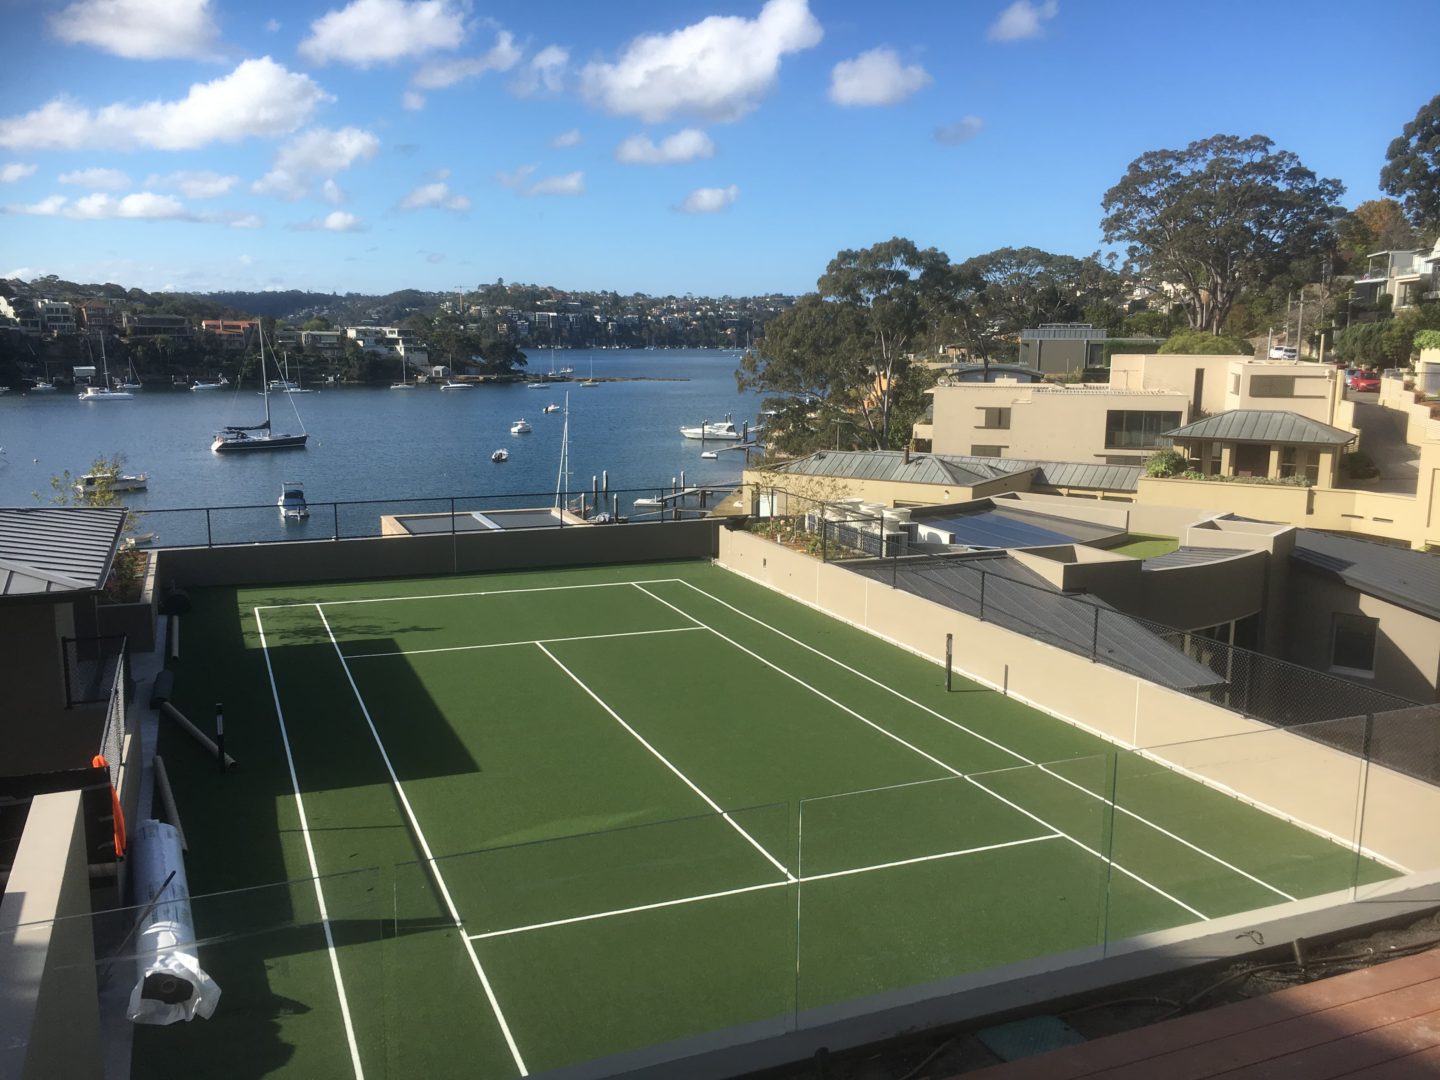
1381;95;1440;241
1101;134;1343;334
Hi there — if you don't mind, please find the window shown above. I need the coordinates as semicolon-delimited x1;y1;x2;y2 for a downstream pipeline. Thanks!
976;407;1011;429
1330;614;1378;676
1104;410;1182;449
971;444;1005;457
1250;375;1295;398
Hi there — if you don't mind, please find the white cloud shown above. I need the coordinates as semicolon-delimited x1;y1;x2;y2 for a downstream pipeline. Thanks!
4;268;38;280
4;191;200;221
292;210;364;231
581;0;821;123
398;180;470;210
0;163;37;183
59;167;132;189
0;58;330;151
934;116;984;145
616;129;715;165
143;170;238;198
238;254;255;265
679;184;738;213
550;128;582;148
511;45;569;97
252;126;380;200
322;179;346;204
49;0;220;61
300;0;467;66
229;214;264;228
828;48;931;107
402;90;426;111
987;0;1058;42
412;30;521;89
264;18;280;32
499;165;583;197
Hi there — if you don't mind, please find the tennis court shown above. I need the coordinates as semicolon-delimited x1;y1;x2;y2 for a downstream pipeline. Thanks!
139;560;1399;1079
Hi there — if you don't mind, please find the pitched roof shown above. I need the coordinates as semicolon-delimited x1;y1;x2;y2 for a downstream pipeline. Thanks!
766;450;1141;493
1165;410;1355;446
1292;530;1440;621
0;507;127;597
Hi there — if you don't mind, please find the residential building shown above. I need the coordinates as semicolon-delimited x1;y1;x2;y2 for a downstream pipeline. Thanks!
75;299;116;331
1107;353;1346;426
121;312;192;338
300;329;343;355
0;296;42;336
1163;410;1356;486
1017;324;1166;375
1350;245;1440;311
37;300;76;335
200;319;258;350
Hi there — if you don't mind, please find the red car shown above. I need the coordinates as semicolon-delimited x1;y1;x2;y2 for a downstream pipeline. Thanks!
1348;371;1380;393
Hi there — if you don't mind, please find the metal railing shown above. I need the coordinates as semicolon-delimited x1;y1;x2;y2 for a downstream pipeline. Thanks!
132;484;738;549
61;635;130;792
750;488;1435;782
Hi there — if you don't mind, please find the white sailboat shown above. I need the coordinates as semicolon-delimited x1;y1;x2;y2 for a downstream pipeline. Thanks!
116;354;143;391
578;356;598;387
390;352;414;389
77;335;132;401
212;330;308;452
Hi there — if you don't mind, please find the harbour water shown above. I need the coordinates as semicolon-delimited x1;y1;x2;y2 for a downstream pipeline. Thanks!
0;351;764;523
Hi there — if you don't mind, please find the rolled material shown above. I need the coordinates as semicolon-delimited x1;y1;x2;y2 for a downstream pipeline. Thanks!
158;701;237;769
152;755;187;851
126;820;221;1025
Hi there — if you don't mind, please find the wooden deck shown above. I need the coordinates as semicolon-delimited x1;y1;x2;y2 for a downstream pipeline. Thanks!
963;949;1440;1078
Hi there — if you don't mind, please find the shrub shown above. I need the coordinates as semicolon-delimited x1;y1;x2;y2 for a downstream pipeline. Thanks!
1158;329;1251;355
1144;448;1188;477
1343;451;1379;479
1416;329;1440;351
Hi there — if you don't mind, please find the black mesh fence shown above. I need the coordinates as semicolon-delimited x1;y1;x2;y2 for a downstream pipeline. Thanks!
61;635;130;790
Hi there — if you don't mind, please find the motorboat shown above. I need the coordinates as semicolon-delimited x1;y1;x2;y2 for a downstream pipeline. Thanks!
212;331;308;453
491;449;509;462
543;403;560;413
29;380;56;393
700;450;719;459
440;381;474;391
121;532;157;549
510;419;532;434
527;381;549;389
679;414;742;440
75;471;148;495
278;481;309;519
191;377;228;391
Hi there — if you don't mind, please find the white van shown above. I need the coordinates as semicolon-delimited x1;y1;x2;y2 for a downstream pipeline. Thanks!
1268;346;1298;360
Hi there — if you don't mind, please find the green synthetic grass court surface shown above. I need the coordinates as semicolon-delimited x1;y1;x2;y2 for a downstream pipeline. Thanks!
138;560;1396;1080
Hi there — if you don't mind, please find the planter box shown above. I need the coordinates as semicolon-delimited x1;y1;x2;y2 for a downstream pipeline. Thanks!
95;550;157;653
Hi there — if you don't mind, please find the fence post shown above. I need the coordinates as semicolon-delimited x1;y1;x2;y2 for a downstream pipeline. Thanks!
945;633;953;692
332;501;340;540
978;571;986;621
1091;605;1101;661
205;507;213;548
61;636;73;708
821;518;828;562
891;545;898;588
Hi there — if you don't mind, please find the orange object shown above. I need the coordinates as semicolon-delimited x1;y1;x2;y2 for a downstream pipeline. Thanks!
92;755;127;857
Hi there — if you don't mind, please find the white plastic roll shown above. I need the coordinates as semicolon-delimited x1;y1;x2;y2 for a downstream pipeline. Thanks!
126;819;221;1025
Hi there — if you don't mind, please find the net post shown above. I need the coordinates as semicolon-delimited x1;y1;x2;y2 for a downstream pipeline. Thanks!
945;633;953;692
205;507;213;548
214;702;225;775
332;501;340;540
1091;605;1101;661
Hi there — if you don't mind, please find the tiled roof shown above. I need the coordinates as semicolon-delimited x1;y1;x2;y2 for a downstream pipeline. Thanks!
1166;410;1355;446
0;507;127;597
1293;530;1440;621
766;450;1141;493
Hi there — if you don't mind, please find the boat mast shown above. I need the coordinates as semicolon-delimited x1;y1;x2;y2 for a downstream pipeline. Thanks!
260;323;271;427
554;392;570;509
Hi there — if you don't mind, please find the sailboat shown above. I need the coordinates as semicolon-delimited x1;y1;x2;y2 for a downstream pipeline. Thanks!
390;352;413;389
77;334;132;401
30;360;56;393
212;330;308;452
578;356;598;387
278;353;317;393
116;354;143;391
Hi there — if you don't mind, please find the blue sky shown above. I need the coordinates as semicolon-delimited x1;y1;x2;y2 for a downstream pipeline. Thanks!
1;0;1436;297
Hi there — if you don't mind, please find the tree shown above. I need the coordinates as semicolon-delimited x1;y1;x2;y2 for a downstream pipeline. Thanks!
1101;134;1344;334
739;238;949;452
41;453;144;601
1381;95;1440;241
1157;329;1251;355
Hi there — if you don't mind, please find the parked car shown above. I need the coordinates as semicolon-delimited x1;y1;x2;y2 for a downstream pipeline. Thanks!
1269;345;1298;360
1349;371;1380;393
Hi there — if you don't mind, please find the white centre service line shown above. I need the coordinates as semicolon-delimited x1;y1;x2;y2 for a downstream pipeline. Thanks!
344;625;700;660
632;583;1212;922
468;833;1063;942
534;641;795;884
254;608;366;1080
312;605;530;1078
675;580;1300;906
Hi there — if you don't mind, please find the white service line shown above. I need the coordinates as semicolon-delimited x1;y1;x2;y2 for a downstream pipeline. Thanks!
345;625;701;660
674;580;1298;906
254;608;366;1080
469;833;1062;941
535;641;795;883
258;577;684;611
313;605;530;1077
633;583;1210;922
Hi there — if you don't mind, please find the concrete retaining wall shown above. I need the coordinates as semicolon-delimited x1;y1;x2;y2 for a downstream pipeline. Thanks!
716;528;1440;873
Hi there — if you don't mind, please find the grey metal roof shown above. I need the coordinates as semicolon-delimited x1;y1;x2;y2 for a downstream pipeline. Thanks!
0;507;127;597
1141;547;1246;570
850;555;1226;692
1292;530;1440;621
1166;410;1356;447
767;450;1140;493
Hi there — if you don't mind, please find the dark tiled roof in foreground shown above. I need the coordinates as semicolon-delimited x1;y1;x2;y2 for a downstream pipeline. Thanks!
1293;530;1440;621
1165;410;1355;446
767;450;1141;493
1141;547;1247;571
0;507;127;597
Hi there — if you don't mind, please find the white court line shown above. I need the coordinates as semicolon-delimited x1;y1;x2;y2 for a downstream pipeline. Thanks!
312;605;530;1077
254;608;366;1080
673;579;1299;906
535;642;795;884
257;577;684;611
468;833;1061;941
633;583;1210;922
345;625;701;660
